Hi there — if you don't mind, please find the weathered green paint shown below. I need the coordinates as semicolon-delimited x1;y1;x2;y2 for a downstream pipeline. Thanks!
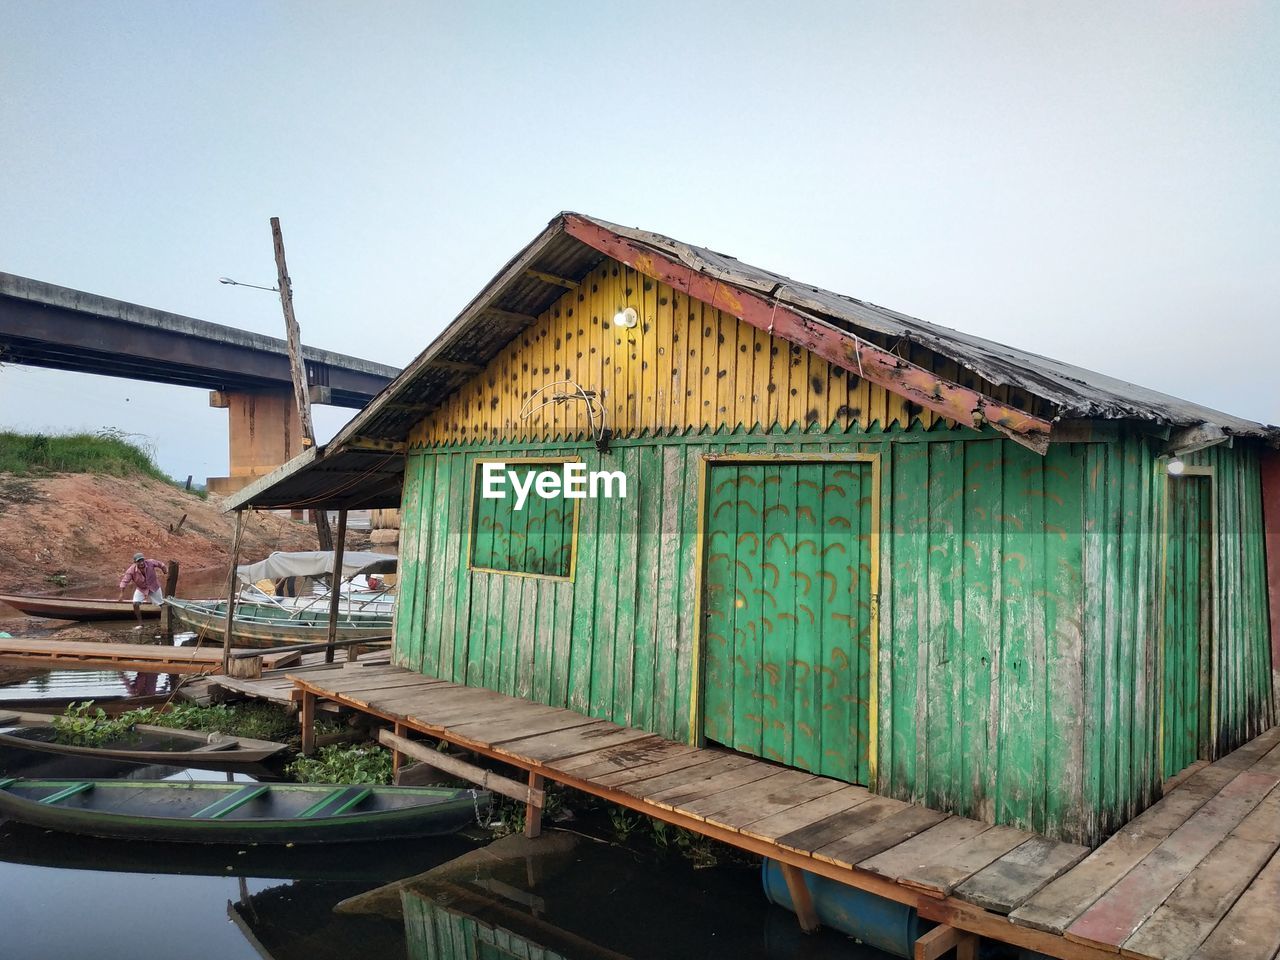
402;889;572;960
702;460;873;783
1162;473;1213;778
393;425;1274;845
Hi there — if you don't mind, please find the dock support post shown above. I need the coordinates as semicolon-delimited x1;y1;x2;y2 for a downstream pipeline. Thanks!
391;722;406;776
220;511;247;674
324;508;348;665
780;863;819;933
161;559;180;641
299;690;316;756
524;772;544;838
913;924;978;960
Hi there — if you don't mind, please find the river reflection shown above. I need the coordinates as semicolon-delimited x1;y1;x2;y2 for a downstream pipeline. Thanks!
0;740;890;960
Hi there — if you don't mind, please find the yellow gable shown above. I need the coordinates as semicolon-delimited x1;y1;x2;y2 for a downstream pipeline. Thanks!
410;258;945;447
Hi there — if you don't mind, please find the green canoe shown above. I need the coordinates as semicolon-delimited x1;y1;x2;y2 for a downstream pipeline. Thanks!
0;778;488;844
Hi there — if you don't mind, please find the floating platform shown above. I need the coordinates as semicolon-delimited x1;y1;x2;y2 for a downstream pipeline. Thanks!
0;637;300;674
289;664;1280;960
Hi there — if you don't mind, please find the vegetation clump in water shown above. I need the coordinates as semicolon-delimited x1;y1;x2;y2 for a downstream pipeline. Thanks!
51;703;142;747
51;701;340;750
137;702;300;742
287;744;393;784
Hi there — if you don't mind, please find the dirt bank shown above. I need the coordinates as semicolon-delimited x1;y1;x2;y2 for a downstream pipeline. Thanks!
0;473;322;594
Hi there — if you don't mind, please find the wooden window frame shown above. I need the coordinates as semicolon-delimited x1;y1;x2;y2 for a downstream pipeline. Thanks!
466;456;583;582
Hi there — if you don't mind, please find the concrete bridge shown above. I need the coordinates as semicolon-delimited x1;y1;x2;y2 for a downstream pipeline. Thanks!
0;271;399;494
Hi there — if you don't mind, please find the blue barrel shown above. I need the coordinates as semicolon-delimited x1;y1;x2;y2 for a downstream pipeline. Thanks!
761;858;932;958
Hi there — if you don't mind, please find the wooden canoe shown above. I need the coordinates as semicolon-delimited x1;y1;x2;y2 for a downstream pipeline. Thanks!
0;693;173;717
0;778;488;843
0;593;161;621
0;712;287;766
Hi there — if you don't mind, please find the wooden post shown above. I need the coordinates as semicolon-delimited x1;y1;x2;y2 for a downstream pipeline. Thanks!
299;690;316;756
226;655;263;679
270;216;333;553
391;721;407;776
379;731;546;807
525;772;545;838
324;508;348;664
161;558;180;641
780;863;819;933
220;511;247;674
913;924;979;960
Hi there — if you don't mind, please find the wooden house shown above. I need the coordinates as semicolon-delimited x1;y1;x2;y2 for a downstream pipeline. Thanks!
230;213;1279;846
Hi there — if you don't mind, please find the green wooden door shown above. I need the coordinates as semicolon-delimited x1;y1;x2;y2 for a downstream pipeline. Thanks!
1163;473;1214;780
702;459;875;784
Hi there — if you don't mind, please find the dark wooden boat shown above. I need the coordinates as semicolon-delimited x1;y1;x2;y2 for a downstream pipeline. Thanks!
0;778;487;843
0;693;172;716
0;712;287;766
0;593;161;621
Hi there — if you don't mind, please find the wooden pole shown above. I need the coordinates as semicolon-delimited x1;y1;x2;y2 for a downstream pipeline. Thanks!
324;508;348;664
780;863;820;933
270;216;333;553
220;511;247;674
161;558;180;641
524;772;545;838
299;690;316;756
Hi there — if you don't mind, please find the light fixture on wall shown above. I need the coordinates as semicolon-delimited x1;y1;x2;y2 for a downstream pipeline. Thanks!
1167;457;1186;476
612;306;638;329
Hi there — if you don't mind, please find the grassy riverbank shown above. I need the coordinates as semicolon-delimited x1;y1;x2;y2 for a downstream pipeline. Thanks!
0;430;180;485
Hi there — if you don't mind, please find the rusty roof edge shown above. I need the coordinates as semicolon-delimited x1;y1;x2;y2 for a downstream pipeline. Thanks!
575;214;1278;441
233;212;1280;509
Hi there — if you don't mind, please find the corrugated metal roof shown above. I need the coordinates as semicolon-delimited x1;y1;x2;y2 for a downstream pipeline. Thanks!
226;212;1275;511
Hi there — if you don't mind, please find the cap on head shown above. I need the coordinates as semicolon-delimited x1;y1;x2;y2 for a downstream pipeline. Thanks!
133;552;145;562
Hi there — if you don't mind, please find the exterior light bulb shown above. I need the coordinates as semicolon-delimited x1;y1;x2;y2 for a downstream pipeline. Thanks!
1167;457;1186;476
613;307;638;329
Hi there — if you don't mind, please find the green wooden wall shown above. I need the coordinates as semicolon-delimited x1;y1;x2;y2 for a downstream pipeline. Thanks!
393;426;1274;845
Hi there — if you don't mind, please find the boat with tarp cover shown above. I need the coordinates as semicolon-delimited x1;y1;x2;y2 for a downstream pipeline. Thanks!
166;550;396;647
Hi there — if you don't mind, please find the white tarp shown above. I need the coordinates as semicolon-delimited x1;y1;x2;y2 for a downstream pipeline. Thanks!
236;550;397;584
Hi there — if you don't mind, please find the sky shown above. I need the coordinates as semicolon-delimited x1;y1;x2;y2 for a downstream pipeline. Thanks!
1;1;1277;480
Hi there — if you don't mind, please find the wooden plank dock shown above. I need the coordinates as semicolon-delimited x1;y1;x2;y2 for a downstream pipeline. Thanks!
181;648;392;706
0;637;300;674
290;664;1280;960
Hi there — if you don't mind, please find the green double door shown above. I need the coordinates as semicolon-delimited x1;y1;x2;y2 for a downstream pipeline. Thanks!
701;459;875;785
1163;473;1214;780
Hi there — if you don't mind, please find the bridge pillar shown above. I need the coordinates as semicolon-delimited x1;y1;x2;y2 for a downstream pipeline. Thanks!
206;389;304;496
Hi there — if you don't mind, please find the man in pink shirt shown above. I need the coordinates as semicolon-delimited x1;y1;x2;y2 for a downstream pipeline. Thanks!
117;552;168;629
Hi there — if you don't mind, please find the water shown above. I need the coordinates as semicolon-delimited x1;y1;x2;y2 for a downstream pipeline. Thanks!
0;667;179;705
0;736;892;960
0;608;210;709
0;597;891;960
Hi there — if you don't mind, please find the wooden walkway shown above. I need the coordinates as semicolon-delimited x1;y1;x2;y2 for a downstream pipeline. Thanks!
290;664;1280;960
182;648;392;706
0;637;300;674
